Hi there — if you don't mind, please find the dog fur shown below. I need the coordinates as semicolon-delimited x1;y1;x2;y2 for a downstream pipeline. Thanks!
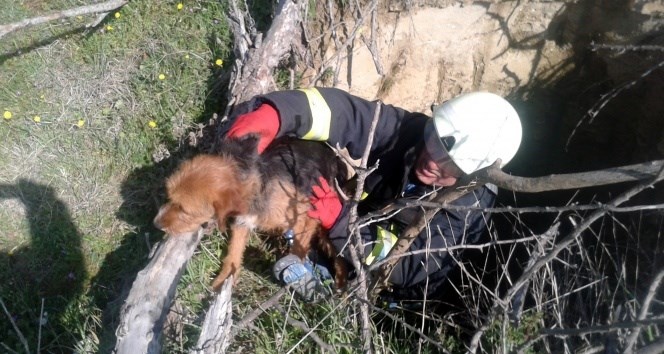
154;136;348;291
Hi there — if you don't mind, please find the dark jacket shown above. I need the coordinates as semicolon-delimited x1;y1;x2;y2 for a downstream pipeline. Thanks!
237;87;496;299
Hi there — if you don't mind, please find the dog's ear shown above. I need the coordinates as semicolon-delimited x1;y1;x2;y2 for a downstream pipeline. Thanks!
218;135;260;172
223;134;260;156
153;203;179;231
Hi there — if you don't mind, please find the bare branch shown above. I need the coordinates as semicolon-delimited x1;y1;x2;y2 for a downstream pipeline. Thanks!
360;0;384;76
192;275;234;354
306;1;379;86
485;159;664;193
345;101;383;352
566;59;664;150
540;317;664;336
361;159;664;229
231;288;287;337
228;0;307;106
591;41;664;52
622;270;664;353
0;297;29;354
366;200;664;219
368;232;556;272
0;0;127;39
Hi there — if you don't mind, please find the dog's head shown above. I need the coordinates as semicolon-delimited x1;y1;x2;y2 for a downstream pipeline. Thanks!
153;195;214;235
154;155;238;235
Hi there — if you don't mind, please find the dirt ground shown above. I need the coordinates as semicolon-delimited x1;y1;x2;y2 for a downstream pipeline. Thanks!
320;2;573;112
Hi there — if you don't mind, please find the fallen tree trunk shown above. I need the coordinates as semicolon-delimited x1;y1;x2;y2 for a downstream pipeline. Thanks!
114;229;204;354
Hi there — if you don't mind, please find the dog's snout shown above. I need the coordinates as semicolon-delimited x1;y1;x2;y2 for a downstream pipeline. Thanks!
153;217;163;230
153;205;167;231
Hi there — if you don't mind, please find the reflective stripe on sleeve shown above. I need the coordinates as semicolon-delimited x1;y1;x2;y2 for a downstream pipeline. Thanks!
298;88;331;141
365;225;398;265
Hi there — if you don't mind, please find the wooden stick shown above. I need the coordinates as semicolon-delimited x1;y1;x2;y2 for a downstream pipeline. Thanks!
0;0;127;39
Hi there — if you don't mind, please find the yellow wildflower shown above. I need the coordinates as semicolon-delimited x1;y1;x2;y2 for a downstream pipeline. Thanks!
148;120;157;128
3;111;12;119
77;119;85;128
106;25;114;31
158;73;166;80
177;3;183;10
114;12;121;19
185;54;190;59
215;59;223;67
33;116;41;123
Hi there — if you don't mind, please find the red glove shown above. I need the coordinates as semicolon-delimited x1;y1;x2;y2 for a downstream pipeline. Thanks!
226;103;280;153
307;176;342;230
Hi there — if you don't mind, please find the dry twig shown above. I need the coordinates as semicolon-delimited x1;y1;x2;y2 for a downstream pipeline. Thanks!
0;0;127;39
565;59;664;150
231;287;287;337
345;101;384;353
0;297;29;354
622;270;664;353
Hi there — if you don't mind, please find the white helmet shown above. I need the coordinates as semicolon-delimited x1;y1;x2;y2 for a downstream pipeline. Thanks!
424;92;522;174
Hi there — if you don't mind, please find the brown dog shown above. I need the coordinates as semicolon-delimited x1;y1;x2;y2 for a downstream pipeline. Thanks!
154;136;348;291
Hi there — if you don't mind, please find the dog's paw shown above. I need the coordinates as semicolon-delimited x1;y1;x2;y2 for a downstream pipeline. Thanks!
211;264;239;291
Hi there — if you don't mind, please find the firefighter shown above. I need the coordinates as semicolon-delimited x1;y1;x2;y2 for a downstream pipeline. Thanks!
224;88;522;301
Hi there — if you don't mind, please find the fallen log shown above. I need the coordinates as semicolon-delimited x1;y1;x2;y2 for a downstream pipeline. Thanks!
114;229;204;354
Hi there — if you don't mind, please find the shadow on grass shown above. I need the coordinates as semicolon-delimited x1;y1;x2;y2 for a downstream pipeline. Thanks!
0;179;87;353
0;24;103;65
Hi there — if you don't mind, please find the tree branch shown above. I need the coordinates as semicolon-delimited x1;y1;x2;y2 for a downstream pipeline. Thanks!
345;101;383;353
192;275;234;354
622;270;664;353
228;0;308;106
485;159;664;193
0;0;127;39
